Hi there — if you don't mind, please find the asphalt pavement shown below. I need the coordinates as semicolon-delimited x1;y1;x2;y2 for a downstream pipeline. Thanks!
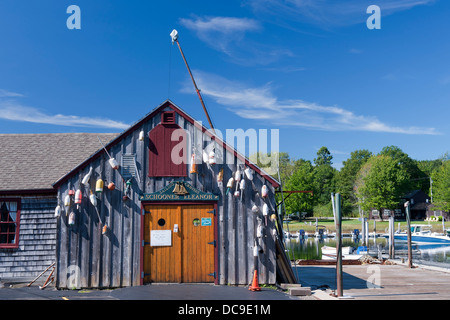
0;282;312;300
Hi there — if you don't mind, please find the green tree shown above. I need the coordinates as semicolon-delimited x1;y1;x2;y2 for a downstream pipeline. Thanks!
335;149;372;214
314;146;333;166
283;159;315;215
379;145;425;191
355;155;409;219
430;160;450;212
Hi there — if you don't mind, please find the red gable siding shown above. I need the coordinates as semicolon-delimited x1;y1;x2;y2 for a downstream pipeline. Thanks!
148;121;187;177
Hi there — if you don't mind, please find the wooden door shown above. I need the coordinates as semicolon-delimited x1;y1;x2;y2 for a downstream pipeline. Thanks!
143;204;215;283
143;205;182;283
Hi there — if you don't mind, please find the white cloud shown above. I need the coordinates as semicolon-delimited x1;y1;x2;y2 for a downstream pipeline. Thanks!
179;15;294;66
0;89;24;98
246;0;436;29
0;99;129;130
184;71;439;135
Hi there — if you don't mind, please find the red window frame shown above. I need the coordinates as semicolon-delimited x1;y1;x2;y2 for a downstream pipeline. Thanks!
0;199;21;249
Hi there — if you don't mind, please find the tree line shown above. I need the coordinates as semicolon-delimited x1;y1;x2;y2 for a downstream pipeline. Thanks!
257;146;450;218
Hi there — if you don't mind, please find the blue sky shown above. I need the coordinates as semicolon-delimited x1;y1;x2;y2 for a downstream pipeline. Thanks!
1;0;449;169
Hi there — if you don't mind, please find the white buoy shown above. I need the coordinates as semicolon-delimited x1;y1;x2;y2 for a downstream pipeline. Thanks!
81;167;93;186
244;167;253;180
89;191;97;206
261;185;268;198
54;205;61;218
208;150;216;165
109;158;119;170
64;195;71;207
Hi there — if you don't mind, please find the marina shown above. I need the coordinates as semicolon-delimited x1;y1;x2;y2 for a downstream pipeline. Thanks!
283;231;450;268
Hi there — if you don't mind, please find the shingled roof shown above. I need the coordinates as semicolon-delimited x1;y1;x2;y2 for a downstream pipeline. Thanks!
0;133;118;192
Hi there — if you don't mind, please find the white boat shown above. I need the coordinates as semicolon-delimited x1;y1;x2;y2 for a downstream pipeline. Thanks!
394;225;450;244
321;245;366;260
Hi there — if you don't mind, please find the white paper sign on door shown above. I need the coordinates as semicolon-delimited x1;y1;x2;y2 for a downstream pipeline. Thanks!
150;230;172;246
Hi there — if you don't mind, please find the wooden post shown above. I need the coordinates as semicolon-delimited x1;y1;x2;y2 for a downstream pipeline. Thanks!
335;193;343;297
388;216;395;259
404;201;413;268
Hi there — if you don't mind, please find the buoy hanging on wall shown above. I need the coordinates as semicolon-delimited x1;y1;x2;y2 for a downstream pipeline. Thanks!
226;177;234;195
202;150;209;163
252;205;259;214
109;158;119;170
217;168;223;187
208;150;216;165
68;212;76;226
64;195;71;207
54;205;61;218
244;167;253;180
263;203;269;225
239;179;246;200
89;191;97;206
190;154;198;174
75;189;82;207
139;130;145;141
95;179;104;193
108;182;115;190
81;167;93;186
261;185;268;198
74;189;82;211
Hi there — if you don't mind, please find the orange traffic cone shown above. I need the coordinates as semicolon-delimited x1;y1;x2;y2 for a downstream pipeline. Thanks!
249;270;261;291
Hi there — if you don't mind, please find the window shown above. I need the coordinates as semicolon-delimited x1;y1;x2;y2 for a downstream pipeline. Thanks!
0;199;20;249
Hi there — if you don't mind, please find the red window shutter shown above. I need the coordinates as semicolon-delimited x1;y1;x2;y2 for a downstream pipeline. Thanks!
148;119;187;177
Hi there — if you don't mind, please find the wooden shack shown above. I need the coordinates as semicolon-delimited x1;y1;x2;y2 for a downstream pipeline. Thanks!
53;100;282;289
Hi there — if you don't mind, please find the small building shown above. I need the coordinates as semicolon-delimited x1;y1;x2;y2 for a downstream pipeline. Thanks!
52;100;282;289
368;189;433;220
0;133;117;283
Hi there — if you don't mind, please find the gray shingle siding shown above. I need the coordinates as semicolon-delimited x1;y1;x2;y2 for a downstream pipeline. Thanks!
0;196;56;281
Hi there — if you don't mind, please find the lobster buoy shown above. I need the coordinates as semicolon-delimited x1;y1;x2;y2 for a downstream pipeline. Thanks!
217;168;224;187
202;150;209;163
252;205;259;214
190;154;198;174
244;167;253;180
226;177;234;195
54;205;61;218
234;170;241;183
108;158;119;170
108;182;115;191
81;166;93;186
89;191;97;206
139;130;145;141
239;179;246;200
95;179;104;193
263;203;269;216
257;224;263;238
75;189;82;205
270;214;277;221
261;185;268;198
68;212;76;226
68;189;75;196
209;150;216;165
64;195;71;207
234;190;240;197
263;203;269;225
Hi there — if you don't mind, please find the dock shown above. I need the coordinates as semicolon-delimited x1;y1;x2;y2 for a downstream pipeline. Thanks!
295;260;450;300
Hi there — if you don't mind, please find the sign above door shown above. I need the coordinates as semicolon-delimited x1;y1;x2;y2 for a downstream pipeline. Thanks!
140;181;219;202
